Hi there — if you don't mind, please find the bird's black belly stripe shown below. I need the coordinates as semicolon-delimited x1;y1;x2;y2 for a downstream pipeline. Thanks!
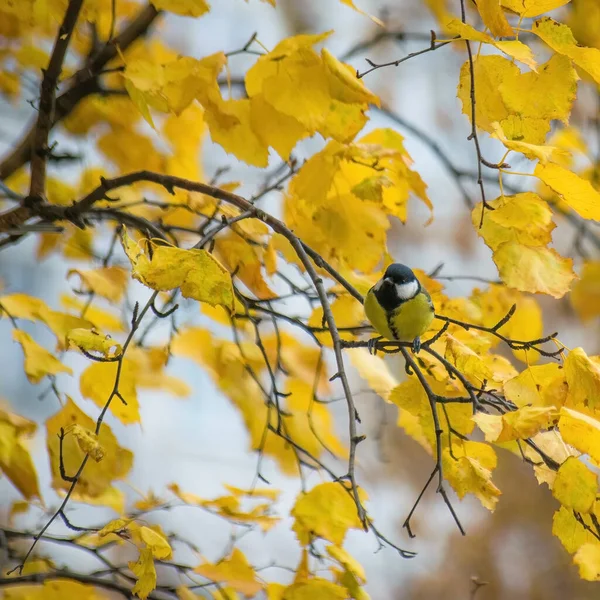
387;307;401;340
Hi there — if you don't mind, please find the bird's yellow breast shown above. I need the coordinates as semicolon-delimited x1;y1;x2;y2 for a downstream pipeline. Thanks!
364;288;434;341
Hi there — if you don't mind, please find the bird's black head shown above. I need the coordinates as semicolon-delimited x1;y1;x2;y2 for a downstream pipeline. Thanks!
383;263;417;286
373;263;420;311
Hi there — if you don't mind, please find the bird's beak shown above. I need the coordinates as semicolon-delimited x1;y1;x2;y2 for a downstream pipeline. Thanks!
382;278;393;286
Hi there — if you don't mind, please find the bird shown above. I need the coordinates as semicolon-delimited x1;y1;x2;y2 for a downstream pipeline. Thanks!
363;263;435;353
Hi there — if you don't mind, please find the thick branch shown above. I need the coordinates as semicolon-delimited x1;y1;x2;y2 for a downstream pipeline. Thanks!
29;0;85;201
0;4;159;182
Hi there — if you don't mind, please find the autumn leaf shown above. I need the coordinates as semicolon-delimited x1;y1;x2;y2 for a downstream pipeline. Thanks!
13;329;73;383
151;0;210;17
68;266;128;303
534;162;600;221
122;229;234;309
532;18;600;85
474;406;557;443
0;409;40;499
458;54;577;144
67;424;105;462
46;397;133;502
194;548;262;596
445;20;537;68
442;440;501;510
473;193;576;298
571;261;600;321
564;348;600;410
130;547;157;599
291;482;367;546
66;328;122;359
558;407;600;464
552;457;598;513
474;0;514;36
574;543;600;581
80;358;140;424
502;0;570;18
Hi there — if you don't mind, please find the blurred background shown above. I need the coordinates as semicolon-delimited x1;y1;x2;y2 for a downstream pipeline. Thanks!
1;1;600;598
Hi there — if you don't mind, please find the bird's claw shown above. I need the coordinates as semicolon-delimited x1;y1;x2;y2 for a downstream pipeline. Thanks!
412;337;421;354
368;336;382;355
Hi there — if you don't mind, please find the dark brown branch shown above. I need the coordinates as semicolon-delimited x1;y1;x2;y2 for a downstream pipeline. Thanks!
0;4;159;182
28;0;85;201
10;292;158;574
460;0;492;227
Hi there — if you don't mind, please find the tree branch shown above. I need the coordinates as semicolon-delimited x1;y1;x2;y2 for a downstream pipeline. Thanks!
29;0;85;201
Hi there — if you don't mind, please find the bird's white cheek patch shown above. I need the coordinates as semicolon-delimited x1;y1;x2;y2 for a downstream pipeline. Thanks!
396;281;419;300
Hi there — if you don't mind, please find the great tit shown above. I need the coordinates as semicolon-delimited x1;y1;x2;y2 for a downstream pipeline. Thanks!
364;263;434;353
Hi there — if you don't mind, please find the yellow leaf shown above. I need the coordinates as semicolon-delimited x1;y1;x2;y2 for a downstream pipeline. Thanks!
553;505;598;554
458;54;577;143
347;348;398;402
205;97;270;167
246;32;376;143
491;122;565;163
291;482;367;546
532;17;600;85
475;0;514;36
60;295;125;332
98;129;164;172
194;548;262;597
321;48;380;106
446;20;538;68
267;583;286;600
0;292;46;321
326;545;366;584
474;406;557;442
262;332;330;396
571;261;600;321
0;409;40;499
68;267;128;303
122;230;234;309
250;95;307;161
12;329;72;384
445;335;492;383
151;0;210;16
475;193;555;250
124;55;210;123
552;456;598;512
534;162;600;221
213;231;274;299
502;0;570;17
493;242;575;298
80;358;139;424
138;525;173;560
283;578;349;599
46;397;133;498
504;364;566;408
68;424;105;462
129;547;157;600
565;348;600;410
472;193;574;299
559;407;600;464
66;328;122;359
177;586;200;600
98;518;132;536
339;0;384;25
308;295;365;346
223;484;280;500
442;440;501;510
574;543;600;581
